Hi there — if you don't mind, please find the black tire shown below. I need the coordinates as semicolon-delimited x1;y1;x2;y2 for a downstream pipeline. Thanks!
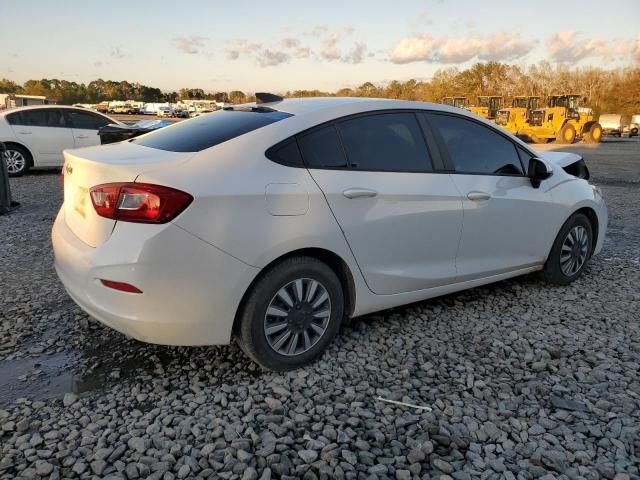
556;123;576;144
3;144;31;177
583;122;602;144
236;256;344;371
542;213;593;285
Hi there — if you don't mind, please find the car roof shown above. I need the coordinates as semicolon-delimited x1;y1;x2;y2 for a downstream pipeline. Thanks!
0;105;104;115
239;96;467;117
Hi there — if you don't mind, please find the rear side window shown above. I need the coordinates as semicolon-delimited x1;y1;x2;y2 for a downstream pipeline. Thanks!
65;110;111;130
6;112;22;125
337;113;433;172
265;138;304;167
297;126;347;168
8;109;65;128
426;113;524;175
135;109;292;152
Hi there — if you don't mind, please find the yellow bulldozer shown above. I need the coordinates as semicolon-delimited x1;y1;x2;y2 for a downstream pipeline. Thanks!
518;94;602;144
495;96;540;135
442;97;468;109
469;96;503;120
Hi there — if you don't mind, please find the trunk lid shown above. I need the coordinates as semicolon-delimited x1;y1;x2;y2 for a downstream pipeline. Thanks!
62;142;193;247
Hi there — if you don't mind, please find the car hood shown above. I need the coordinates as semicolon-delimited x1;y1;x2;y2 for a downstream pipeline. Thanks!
537;151;583;168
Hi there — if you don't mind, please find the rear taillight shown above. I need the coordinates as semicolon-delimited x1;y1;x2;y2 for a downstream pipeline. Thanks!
89;183;193;224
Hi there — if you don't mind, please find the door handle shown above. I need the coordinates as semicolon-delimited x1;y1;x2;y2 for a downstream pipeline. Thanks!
76;135;89;139
18;131;32;135
343;188;378;199
467;191;491;201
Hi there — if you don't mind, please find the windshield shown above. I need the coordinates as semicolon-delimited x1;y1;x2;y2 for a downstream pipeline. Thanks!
513;98;527;108
134;109;292;152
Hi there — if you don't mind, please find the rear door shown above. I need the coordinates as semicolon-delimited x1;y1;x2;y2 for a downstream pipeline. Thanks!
8;108;75;166
302;111;463;295
424;112;560;281
64;109;112;148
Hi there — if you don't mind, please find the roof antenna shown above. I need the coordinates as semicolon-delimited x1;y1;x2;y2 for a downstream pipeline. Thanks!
255;92;283;104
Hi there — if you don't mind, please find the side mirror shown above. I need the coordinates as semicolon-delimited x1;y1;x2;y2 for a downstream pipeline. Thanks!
528;157;553;188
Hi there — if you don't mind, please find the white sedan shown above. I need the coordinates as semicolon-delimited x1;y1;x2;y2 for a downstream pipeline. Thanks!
0;105;118;176
52;95;607;370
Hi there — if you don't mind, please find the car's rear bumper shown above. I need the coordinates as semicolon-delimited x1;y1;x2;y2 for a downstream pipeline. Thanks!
52;207;259;346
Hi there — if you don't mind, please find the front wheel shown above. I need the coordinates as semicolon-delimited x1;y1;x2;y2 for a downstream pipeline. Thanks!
236;256;344;371
542;213;593;285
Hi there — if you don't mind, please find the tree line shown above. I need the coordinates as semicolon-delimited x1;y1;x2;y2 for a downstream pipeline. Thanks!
1;62;638;115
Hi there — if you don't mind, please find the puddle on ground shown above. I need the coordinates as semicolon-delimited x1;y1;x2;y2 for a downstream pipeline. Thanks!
0;348;159;408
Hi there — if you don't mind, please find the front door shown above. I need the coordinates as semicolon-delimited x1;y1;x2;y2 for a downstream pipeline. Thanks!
424;112;561;281
64;109;112;148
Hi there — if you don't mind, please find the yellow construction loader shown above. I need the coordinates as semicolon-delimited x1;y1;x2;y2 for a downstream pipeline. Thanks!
469;96;503;120
495;96;540;135
518;94;602;144
442;97;468;109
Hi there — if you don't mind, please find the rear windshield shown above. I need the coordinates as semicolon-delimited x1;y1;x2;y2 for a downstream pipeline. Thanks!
134;109;292;152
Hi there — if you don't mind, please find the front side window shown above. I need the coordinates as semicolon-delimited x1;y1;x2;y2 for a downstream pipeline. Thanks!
297;125;347;168
425;113;524;175
65;110;111;130
135;109;292;152
336;113;433;172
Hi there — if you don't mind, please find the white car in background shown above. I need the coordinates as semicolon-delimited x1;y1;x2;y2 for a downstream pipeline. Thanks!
52;95;607;370
0;105;119;176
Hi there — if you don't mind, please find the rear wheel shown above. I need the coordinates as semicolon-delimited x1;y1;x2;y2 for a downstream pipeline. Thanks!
542;213;593;285
236;256;344;371
3;145;30;177
583;123;602;144
556;123;576;144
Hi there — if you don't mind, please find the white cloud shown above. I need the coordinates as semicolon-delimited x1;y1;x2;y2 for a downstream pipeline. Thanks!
256;49;290;67
173;36;208;55
547;31;640;64
344;42;367;64
547;31;605;63
225;39;262;60
280;37;301;49
110;46;125;59
225;27;368;66
306;25;328;37
390;35;440;64
390;31;534;64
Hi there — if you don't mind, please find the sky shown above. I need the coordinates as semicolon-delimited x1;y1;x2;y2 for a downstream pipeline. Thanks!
1;0;638;93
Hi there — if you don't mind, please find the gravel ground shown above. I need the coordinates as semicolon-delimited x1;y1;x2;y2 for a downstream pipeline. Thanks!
0;138;638;479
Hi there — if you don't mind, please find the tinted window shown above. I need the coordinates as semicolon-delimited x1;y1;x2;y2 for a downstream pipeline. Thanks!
6;112;22;125
135;109;292;152
297;126;347;168
266;139;304;167
66;110;111;130
517;147;533;173
9;109;65;128
337;113;433;172
426;113;523;175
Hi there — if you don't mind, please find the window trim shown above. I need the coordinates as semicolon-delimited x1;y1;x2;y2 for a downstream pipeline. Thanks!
266;109;449;174
423;111;536;177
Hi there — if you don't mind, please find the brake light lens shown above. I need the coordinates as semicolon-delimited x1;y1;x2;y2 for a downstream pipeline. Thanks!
89;183;193;223
100;279;143;294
